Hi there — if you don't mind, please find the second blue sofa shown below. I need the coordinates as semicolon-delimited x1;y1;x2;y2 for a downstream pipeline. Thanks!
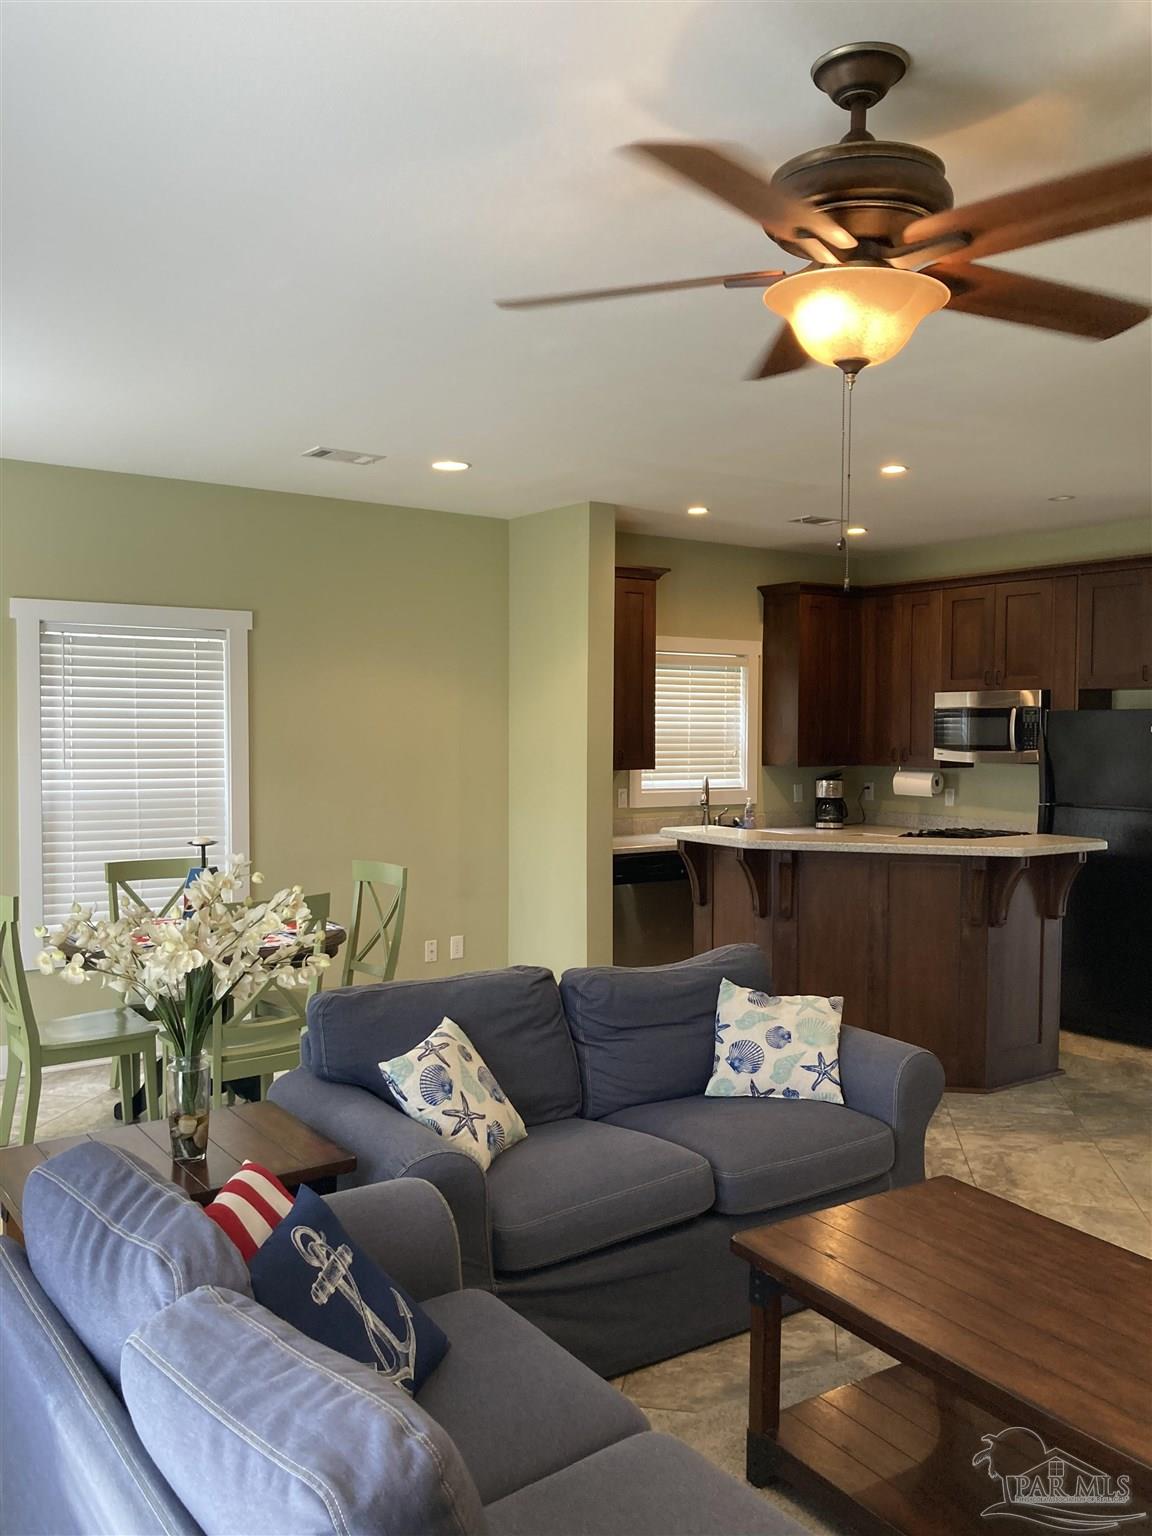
270;944;945;1377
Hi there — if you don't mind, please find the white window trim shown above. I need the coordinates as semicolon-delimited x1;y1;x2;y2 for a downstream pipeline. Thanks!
9;598;252;951
628;635;761;808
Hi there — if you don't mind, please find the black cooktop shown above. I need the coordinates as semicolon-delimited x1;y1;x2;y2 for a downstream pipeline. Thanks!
901;827;1030;840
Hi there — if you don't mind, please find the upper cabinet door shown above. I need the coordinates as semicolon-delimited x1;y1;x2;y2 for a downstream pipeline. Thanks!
941;585;997;690
858;593;905;765
900;588;943;765
995;579;1055;690
613;567;667;770
1077;568;1152;690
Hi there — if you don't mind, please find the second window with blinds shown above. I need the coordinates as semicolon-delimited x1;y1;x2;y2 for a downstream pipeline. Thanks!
628;636;761;809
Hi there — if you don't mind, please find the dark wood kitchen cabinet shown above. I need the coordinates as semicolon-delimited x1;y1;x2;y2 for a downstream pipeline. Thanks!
859;588;942;766
760;585;855;767
941;577;1076;701
1077;566;1152;689
613;565;668;770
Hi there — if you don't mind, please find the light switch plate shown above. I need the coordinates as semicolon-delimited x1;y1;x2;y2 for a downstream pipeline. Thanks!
617;788;628;808
792;783;804;802
449;935;465;960
944;787;956;807
424;939;438;963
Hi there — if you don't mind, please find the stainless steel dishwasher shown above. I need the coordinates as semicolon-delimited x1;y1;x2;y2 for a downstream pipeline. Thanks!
612;848;694;966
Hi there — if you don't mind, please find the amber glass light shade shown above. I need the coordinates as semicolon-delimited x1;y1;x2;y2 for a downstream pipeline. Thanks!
763;267;950;368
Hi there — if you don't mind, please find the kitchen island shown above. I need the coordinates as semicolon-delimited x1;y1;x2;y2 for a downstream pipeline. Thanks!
665;824;1107;1091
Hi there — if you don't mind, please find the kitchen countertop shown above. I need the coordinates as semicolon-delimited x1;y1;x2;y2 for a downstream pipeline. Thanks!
662;824;1108;858
612;833;679;854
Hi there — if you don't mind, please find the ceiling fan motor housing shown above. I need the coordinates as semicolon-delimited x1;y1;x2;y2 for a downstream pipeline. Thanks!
771;140;954;255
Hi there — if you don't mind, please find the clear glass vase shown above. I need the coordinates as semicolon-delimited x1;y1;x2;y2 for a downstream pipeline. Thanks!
167;1055;211;1162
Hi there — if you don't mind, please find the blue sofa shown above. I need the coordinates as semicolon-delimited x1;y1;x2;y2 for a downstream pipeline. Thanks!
271;945;945;1377
0;1142;804;1536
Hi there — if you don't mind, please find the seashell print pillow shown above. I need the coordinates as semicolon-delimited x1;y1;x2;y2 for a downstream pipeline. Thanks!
704;979;844;1104
379;1016;527;1169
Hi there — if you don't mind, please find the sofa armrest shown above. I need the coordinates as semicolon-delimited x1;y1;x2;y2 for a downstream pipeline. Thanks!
324;1179;463;1301
269;1068;492;1288
837;1025;945;1187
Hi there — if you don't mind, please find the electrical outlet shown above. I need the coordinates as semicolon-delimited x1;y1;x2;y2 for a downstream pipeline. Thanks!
617;788;628;809
792;783;804;803
944;787;956;807
424;939;438;963
862;782;875;802
449;934;465;960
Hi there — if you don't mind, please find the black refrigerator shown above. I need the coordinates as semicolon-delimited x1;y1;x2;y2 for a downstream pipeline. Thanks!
1039;710;1152;1044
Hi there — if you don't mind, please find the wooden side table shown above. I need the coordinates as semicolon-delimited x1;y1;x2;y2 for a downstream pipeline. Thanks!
0;1101;355;1246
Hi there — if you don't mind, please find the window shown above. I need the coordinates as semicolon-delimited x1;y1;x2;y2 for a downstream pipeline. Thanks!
10;600;251;939
629;636;760;807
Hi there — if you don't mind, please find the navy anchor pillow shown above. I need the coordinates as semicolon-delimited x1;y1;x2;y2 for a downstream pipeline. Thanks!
248;1184;449;1394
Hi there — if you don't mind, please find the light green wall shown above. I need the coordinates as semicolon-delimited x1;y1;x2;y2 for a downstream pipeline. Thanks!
853;516;1151;586
508;503;614;972
1;459;510;1024
614;530;841;821
842;765;1039;828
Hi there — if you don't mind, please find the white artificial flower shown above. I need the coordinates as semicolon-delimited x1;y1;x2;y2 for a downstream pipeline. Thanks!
36;948;63;975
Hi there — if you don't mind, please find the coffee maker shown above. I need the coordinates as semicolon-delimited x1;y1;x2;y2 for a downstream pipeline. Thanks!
814;774;848;829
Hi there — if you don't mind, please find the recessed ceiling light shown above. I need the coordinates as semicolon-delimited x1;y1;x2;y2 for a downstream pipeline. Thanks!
879;463;908;476
686;505;709;516
1047;494;1076;502
431;459;470;472
846;526;868;536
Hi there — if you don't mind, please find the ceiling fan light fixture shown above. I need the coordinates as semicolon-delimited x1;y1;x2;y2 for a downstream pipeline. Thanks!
763;267;950;368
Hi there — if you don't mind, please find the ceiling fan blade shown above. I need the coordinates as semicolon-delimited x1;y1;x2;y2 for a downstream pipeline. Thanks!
626;142;857;251
902;151;1152;262
927;261;1151;339
496;269;785;309
748;324;813;380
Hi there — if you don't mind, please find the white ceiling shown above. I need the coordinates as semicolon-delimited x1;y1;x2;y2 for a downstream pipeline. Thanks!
3;1;1151;551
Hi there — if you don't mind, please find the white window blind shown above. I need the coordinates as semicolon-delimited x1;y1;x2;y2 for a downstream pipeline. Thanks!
641;648;751;795
37;620;230;927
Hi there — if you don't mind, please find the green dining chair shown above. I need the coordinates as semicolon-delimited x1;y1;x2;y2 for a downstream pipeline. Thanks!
342;862;407;986
164;892;331;1112
104;857;197;1093
106;857;198;921
0;894;160;1146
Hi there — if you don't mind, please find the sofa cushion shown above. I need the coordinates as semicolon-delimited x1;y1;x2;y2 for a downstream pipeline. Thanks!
382;1015;527;1169
249;1183;449;1393
707;984;845;1103
417;1288;647;1504
307;965;581;1125
603;1097;895;1215
23;1142;251;1385
121;1286;486;1536
486;1118;714;1273
484;1431;802;1536
560;944;773;1120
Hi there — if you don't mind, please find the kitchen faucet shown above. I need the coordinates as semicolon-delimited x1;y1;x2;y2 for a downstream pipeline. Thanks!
699;779;731;826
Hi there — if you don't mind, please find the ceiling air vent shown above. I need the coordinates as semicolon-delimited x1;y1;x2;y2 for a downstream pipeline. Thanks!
302;446;385;466
788;515;839;526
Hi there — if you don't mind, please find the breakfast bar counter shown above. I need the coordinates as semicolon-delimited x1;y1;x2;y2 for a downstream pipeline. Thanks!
665;824;1107;1092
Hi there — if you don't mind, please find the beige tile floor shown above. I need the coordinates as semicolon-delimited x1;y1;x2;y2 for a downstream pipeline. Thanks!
3;1030;1149;1533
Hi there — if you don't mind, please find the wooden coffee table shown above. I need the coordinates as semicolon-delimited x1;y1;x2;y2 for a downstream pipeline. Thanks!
0;1101;355;1245
733;1177;1152;1535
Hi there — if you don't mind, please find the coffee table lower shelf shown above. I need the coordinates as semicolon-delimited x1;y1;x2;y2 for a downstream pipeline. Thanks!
754;1363;1149;1536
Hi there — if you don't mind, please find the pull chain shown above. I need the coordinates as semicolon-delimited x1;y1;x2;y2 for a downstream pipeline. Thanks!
838;368;857;590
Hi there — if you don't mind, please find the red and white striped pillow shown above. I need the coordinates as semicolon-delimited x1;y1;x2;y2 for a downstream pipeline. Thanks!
203;1161;295;1262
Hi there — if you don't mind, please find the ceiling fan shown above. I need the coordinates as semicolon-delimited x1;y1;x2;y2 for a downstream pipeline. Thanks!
497;42;1152;379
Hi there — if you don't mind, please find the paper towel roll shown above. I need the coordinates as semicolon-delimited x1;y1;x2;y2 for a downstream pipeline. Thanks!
892;769;944;798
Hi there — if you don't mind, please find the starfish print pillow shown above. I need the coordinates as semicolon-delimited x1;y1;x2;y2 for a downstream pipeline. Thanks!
704;980;844;1104
380;1016;527;1170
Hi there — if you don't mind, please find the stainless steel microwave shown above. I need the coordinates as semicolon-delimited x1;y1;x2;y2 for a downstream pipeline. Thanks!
933;690;1048;765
